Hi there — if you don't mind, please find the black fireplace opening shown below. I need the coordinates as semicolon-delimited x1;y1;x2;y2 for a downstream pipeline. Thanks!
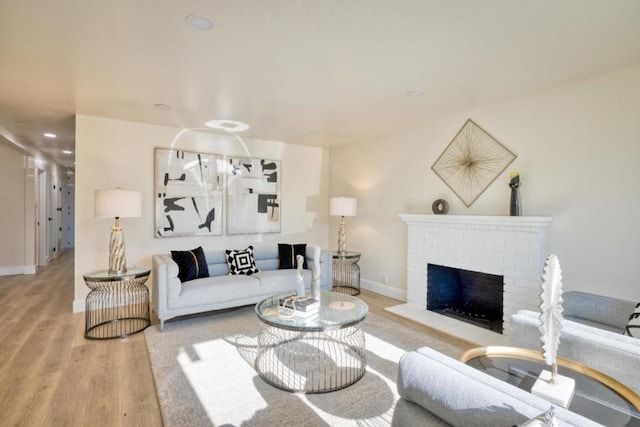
427;264;504;333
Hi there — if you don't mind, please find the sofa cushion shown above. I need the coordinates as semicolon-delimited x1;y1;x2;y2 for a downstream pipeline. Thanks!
563;291;636;332
278;243;307;269
564;315;624;334
171;246;209;282
205;250;231;276
170;275;261;309
254;269;311;295
625;303;640;338
253;246;280;271
225;245;259;275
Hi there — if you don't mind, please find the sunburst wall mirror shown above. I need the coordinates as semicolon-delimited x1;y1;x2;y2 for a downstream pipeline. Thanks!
432;119;516;207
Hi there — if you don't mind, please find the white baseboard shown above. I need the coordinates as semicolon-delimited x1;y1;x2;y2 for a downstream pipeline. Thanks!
73;299;86;313
361;279;407;302
0;265;36;276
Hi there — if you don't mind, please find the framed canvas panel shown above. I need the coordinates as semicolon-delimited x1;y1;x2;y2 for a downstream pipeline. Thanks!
226;157;281;235
155;148;224;237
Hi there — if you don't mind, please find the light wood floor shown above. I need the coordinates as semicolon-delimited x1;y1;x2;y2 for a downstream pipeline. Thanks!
0;249;161;427
0;249;474;426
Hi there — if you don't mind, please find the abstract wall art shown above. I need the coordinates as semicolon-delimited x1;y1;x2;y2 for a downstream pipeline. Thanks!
155;148;224;237
226;157;281;235
432;119;516;207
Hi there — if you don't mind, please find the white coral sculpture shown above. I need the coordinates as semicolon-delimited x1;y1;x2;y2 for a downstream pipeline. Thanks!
539;254;565;384
295;254;305;296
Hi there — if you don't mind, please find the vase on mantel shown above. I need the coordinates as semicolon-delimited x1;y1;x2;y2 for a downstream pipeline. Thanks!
509;172;521;216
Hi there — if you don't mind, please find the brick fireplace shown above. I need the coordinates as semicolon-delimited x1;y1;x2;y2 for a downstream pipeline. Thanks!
387;214;552;343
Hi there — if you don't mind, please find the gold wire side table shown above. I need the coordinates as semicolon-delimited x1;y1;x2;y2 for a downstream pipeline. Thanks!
332;251;361;296
255;292;368;393
83;267;151;339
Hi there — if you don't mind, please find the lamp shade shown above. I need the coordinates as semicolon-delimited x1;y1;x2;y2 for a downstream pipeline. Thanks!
330;197;357;217
94;189;142;218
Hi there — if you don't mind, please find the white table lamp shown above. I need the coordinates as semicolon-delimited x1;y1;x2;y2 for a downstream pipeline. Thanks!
94;188;142;274
330;197;357;253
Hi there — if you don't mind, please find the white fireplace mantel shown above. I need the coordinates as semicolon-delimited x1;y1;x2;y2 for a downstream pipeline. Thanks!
399;213;552;228
387;213;552;345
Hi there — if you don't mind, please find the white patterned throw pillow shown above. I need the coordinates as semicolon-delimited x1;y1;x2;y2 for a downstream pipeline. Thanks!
225;245;259;275
625;303;640;338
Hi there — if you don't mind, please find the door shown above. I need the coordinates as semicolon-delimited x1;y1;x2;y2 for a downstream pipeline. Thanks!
48;175;61;260
37;169;48;265
63;176;75;248
45;174;56;262
55;178;63;254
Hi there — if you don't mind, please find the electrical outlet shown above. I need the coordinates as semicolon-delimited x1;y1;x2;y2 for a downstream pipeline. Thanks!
382;273;389;285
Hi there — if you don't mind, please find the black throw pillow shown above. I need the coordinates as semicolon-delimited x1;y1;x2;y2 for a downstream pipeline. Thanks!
278;243;307;269
171;246;209;282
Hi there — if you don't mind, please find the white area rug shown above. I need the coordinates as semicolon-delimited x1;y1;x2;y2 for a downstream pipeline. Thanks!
144;305;464;426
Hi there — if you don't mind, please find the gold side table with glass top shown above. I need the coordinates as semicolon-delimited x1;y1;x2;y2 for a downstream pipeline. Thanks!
460;346;640;426
83;267;151;339
332;251;361;295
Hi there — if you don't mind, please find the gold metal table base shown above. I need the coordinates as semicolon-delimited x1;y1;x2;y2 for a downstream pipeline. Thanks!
255;324;366;393
84;270;150;339
332;251;361;296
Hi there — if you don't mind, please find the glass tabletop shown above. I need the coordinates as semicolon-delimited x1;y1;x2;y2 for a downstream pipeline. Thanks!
460;346;640;426
255;291;368;332
83;266;150;281
332;251;361;259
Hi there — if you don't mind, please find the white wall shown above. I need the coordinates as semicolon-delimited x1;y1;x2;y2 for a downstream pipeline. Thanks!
74;116;330;311
0;143;27;274
330;64;640;301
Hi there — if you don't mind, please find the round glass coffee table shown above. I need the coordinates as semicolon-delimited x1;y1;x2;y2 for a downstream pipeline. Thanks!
255;291;368;393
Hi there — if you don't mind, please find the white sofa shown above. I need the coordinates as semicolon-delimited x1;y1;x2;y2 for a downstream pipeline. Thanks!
509;291;640;394
152;244;332;330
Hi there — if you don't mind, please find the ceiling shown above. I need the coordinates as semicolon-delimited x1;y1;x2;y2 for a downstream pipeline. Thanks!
1;1;640;169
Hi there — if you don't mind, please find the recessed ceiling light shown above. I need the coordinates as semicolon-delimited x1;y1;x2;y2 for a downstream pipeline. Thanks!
154;103;171;110
62;150;73;154
44;133;57;138
406;90;424;97
186;14;213;30
205;120;249;133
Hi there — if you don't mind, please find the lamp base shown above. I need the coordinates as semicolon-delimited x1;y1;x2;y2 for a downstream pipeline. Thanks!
108;226;127;274
337;219;347;253
531;370;575;408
